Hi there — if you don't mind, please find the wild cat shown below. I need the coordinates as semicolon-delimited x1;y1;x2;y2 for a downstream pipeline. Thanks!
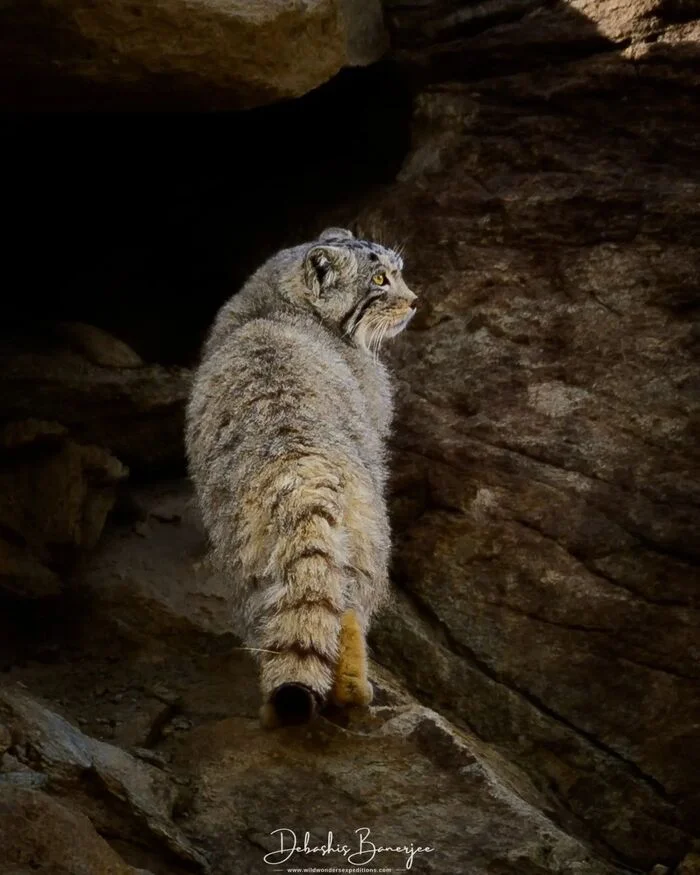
185;227;417;727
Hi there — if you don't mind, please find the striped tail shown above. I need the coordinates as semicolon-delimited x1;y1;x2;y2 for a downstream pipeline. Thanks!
251;457;349;727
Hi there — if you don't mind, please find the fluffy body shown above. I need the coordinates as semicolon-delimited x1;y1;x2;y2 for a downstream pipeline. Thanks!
185;228;416;720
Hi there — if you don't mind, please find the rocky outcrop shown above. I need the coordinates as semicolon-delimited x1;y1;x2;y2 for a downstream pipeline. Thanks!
0;0;388;110
176;685;621;875
0;542;627;874
384;0;664;69
1;327;191;473
0;419;127;599
355;2;700;868
0;786;149;875
71;480;232;643
0;327;189;602
0;685;205;872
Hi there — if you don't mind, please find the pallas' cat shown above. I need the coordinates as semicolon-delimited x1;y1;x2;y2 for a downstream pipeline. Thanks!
186;227;417;727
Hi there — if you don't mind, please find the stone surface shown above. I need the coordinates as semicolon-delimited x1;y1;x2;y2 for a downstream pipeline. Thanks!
56;322;145;369
174;687;623;875
0;637;627;875
0;785;149;874
0;539;63;601
0;330;191;472
0;419;127;598
0;0;387;110
72;480;233;643
342;0;389;64
384;0;662;70
677;854;700;875
352;3;700;869
0;686;207;872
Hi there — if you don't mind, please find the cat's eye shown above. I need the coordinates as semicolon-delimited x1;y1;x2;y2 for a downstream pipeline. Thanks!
372;272;388;287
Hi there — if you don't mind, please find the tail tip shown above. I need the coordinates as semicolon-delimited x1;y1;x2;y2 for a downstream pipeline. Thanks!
261;683;321;729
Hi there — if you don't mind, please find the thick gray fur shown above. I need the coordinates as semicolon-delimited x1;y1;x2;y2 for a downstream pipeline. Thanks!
185;227;416;707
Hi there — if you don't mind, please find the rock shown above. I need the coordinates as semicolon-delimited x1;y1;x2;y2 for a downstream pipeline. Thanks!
677;855;700;875
355;5;700;869
0;687;207;870
0;333;191;472
0;420;68;450
172;669;621;875
342;0;389;65
0;0;388;111
0;770;50;790
0;723;11;757
0;420;127;597
0;539;63;600
73;480;233;642
0;511;630;874
55;323;144;369
0;785;148;874
1;2;698;873
384;0;664;77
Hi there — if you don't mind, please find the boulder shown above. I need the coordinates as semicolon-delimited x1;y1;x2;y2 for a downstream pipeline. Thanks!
0;785;150;875
0;328;191;473
0;0;388;110
0;420;127;598
384;0;669;75
71;479;233;643
0;687;207;871
56;322;145;369
174;677;624;875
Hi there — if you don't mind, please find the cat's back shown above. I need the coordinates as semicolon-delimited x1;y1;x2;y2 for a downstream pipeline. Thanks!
187;311;372;479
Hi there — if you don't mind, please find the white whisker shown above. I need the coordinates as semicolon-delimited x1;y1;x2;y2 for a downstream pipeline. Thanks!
369;319;382;362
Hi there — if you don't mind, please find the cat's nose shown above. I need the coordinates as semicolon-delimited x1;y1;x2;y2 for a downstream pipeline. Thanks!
409;297;419;311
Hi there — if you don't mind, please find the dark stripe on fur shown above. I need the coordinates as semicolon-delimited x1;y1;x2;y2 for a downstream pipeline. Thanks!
283;548;334;575
340;292;381;336
266;643;335;665
296;505;338;527
275;597;343;616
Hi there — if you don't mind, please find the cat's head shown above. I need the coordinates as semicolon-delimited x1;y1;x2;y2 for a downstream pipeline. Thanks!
299;227;418;354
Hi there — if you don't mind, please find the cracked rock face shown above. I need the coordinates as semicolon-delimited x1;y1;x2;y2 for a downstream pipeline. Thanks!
359;3;700;868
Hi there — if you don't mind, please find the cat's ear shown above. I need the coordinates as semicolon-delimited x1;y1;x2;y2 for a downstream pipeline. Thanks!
304;245;346;296
318;227;354;242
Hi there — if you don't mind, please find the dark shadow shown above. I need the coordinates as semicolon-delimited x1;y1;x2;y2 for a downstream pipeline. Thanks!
2;61;413;364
